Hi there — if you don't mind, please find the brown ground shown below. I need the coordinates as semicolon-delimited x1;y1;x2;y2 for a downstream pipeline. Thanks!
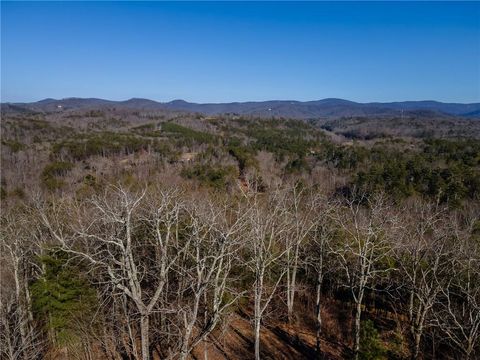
190;299;352;360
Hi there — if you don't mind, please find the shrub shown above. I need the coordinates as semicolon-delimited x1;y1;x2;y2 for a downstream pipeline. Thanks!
42;161;73;190
2;139;26;153
359;320;386;360
285;156;310;174
42;161;74;178
181;164;237;189
228;145;258;173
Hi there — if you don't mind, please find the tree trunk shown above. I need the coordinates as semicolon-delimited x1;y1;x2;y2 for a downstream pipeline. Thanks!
465;347;472;360
179;292;202;360
254;316;261;360
315;273;323;359
179;324;193;360
204;291;209;360
413;330;421;360
3;303;15;360
13;263;29;360
204;340;208;360
353;300;362;360
287;259;298;323
23;276;34;329
254;269;263;360
140;314;150;360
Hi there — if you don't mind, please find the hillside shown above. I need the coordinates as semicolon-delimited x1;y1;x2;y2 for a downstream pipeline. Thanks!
3;97;480;119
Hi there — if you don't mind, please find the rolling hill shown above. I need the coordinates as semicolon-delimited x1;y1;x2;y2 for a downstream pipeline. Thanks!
2;97;479;119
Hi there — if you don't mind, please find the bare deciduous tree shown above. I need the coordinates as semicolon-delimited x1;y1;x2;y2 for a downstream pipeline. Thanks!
305;194;337;359
40;186;190;360
1;210;43;360
284;185;316;323
395;201;451;360
330;193;396;360
175;199;248;360
433;209;480;359
247;190;291;360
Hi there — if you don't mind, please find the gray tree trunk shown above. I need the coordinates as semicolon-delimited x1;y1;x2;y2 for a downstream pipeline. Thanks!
140;314;150;360
254;315;261;360
353;297;363;360
413;330;421;360
315;273;323;359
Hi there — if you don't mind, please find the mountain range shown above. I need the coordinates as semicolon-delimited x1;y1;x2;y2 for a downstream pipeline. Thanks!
3;97;480;119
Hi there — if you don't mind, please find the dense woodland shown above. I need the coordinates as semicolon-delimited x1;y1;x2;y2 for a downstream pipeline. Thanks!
1;107;479;360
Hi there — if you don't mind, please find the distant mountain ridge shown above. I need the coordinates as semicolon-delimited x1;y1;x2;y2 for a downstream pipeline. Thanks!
3;97;480;119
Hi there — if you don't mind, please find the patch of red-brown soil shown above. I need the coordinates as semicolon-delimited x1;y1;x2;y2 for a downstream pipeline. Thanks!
190;300;351;360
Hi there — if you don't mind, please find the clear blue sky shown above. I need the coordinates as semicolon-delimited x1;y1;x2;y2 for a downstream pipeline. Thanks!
2;1;479;103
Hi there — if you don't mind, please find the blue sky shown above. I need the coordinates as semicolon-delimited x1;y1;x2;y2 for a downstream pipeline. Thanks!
1;1;479;103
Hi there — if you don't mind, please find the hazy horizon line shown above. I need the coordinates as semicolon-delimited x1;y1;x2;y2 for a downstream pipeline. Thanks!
4;96;480;105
